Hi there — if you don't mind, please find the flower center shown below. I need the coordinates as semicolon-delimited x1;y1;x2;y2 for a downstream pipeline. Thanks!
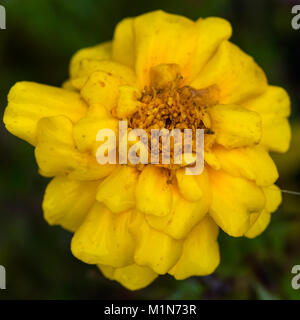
129;64;219;133
127;64;219;174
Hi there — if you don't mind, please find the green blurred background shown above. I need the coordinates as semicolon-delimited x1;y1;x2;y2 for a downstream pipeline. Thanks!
0;0;300;300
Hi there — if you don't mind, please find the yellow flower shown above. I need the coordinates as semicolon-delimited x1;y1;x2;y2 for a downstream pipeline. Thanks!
3;10;291;290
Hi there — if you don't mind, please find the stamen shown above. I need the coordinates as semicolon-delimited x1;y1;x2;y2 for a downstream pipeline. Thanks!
128;64;219;170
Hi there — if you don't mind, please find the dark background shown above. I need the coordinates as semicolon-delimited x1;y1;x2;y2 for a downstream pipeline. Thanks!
0;0;300;299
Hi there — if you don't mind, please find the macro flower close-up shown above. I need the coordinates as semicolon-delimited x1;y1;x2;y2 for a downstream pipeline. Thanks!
2;9;292;291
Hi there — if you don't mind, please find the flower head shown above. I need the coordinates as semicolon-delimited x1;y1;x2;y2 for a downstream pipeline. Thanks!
3;10;291;290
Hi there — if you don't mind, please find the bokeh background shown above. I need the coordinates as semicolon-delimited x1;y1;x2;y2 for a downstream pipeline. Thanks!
0;0;300;300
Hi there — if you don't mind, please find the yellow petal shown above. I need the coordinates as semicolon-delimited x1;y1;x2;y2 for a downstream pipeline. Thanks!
99;264;158;291
112;18;135;69
71;60;137;90
245;209;271;239
189;17;232;81
272;122;300;178
169;216;220;280
176;166;211;202
129;210;182;274
112;12;232;87
263;185;282;213
242;85;291;118
145;186;209;240
242;86;291;153
35;116;114;180
80;71;120;111
115;85;142;119
43;176;99;232
150;63;181;89
69;41;111;79
62;79;77;91
96;166;139;213
134;10;198;87
204;151;221;169
259;114;291;153
213;145;278;186
209;104;262;148
73;111;119;153
136;166;172;217
71;203;134;267
3;82;87;146
191;41;267;104
35;116;81;175
245;185;281;238
98;264;114;280
208;169;265;237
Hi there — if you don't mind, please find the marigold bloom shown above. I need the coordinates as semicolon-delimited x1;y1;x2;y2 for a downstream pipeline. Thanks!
3;10;291;290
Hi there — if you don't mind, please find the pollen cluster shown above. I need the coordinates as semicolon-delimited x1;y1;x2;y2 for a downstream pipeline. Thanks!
127;64;219;170
129;64;219;134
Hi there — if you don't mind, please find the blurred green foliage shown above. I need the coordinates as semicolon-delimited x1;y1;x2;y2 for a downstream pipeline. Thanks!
0;0;300;299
